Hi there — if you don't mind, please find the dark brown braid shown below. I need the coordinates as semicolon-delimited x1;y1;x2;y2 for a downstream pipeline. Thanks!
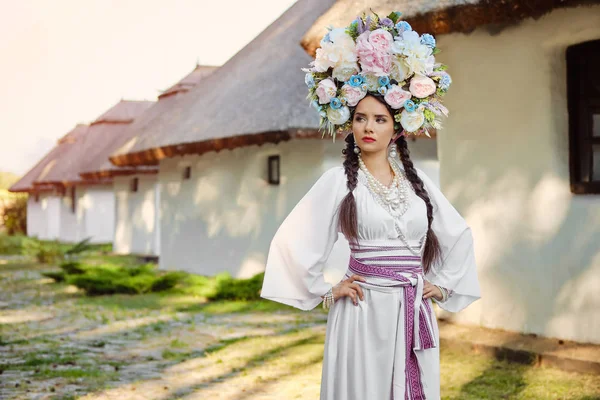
338;133;359;242
396;136;442;274
338;93;442;273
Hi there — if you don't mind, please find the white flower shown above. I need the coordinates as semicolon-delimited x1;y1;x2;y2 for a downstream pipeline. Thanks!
400;108;425;132
313;28;358;73
391;30;421;55
390;55;412;82
405;54;435;76
360;73;380;91
393;31;434;76
333;66;358;82
327;105;350;125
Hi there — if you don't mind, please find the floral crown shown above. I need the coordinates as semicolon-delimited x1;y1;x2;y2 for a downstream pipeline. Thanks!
302;10;451;138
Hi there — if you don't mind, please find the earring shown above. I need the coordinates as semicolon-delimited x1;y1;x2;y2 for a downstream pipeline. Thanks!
353;138;360;154
388;143;398;158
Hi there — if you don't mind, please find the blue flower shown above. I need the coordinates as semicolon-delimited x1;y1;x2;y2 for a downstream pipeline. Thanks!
378;76;390;87
395;21;412;32
319;110;327;118
439;74;452;90
420;34;436;48
404;100;417;112
330;98;342;110
320;32;332;45
377;86;388;95
349;75;364;87
305;73;315;88
311;100;321;111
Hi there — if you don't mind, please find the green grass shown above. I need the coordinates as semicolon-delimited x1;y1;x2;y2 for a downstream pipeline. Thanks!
2;259;600;399
440;345;600;399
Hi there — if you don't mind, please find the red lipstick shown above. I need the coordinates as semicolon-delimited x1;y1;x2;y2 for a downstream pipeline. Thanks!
362;137;376;143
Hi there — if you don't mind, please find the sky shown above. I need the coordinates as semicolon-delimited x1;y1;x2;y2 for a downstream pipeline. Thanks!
0;0;298;176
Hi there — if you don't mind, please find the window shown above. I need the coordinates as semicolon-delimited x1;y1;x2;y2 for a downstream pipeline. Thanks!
268;155;280;185
130;177;139;193
182;166;192;180
34;192;40;203
70;187;76;213
567;39;600;194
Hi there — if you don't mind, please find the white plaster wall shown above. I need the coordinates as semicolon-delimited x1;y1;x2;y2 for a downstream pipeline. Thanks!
158;137;438;281
45;196;61;240
26;196;47;239
79;184;115;244
436;6;600;343
113;175;159;256
58;189;83;243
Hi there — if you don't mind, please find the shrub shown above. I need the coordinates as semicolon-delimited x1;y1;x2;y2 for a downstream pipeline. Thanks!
0;194;27;235
150;271;188;292
0;234;35;255
208;272;265;301
59;261;87;275
30;241;64;264
67;263;161;295
42;271;66;282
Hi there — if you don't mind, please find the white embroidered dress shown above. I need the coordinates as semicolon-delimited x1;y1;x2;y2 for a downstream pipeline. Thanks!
261;161;480;400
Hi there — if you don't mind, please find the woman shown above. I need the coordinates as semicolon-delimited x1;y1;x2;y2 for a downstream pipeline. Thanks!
261;11;480;399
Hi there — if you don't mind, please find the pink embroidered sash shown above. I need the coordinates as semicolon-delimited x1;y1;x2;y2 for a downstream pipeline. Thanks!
347;244;436;400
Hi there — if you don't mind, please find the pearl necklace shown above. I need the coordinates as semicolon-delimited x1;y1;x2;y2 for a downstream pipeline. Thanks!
358;156;424;256
358;155;409;219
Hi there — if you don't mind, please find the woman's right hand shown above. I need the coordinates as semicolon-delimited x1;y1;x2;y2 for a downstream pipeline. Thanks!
333;274;366;306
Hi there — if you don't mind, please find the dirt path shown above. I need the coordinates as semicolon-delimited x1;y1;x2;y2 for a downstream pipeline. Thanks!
2;259;599;400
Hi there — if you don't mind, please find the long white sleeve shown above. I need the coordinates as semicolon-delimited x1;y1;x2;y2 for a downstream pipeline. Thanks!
261;167;348;310
418;168;481;312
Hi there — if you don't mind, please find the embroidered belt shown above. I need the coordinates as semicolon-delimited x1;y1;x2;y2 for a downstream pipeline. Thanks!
348;244;436;400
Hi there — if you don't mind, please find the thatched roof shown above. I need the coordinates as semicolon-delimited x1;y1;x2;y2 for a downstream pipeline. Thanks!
36;100;153;186
81;65;217;180
159;65;218;99
9;124;88;193
110;0;336;167
301;0;600;56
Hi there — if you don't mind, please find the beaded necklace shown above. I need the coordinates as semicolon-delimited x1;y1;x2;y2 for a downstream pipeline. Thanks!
357;155;425;256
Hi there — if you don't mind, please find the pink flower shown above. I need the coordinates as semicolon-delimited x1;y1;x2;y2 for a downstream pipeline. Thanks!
409;75;437;98
368;29;393;53
316;78;337;104
356;31;391;76
383;85;412;109
341;84;367;107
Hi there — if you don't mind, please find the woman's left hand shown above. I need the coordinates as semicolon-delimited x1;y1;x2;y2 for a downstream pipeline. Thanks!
423;280;443;301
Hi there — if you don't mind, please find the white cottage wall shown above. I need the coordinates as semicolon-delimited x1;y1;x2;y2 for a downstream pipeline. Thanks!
45;196;61;240
158;137;439;280
113;175;159;256
79;184;115;244
26;195;47;239
437;6;600;343
58;189;83;243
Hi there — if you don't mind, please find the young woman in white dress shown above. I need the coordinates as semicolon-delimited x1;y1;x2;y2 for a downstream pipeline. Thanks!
261;11;480;399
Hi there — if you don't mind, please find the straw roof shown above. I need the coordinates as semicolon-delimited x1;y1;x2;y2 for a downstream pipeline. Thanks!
81;65;218;180
301;0;600;56
37;100;153;186
9;124;88;193
110;0;337;167
159;65;218;99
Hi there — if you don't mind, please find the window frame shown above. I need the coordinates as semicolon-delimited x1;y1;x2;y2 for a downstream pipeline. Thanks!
566;39;600;194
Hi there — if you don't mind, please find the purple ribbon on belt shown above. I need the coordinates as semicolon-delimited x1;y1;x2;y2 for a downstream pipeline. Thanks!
348;253;436;400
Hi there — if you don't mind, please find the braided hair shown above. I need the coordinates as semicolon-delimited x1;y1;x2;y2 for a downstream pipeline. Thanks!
338;94;442;273
338;133;360;242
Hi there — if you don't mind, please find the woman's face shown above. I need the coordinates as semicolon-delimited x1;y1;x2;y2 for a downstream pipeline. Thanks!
351;95;396;155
